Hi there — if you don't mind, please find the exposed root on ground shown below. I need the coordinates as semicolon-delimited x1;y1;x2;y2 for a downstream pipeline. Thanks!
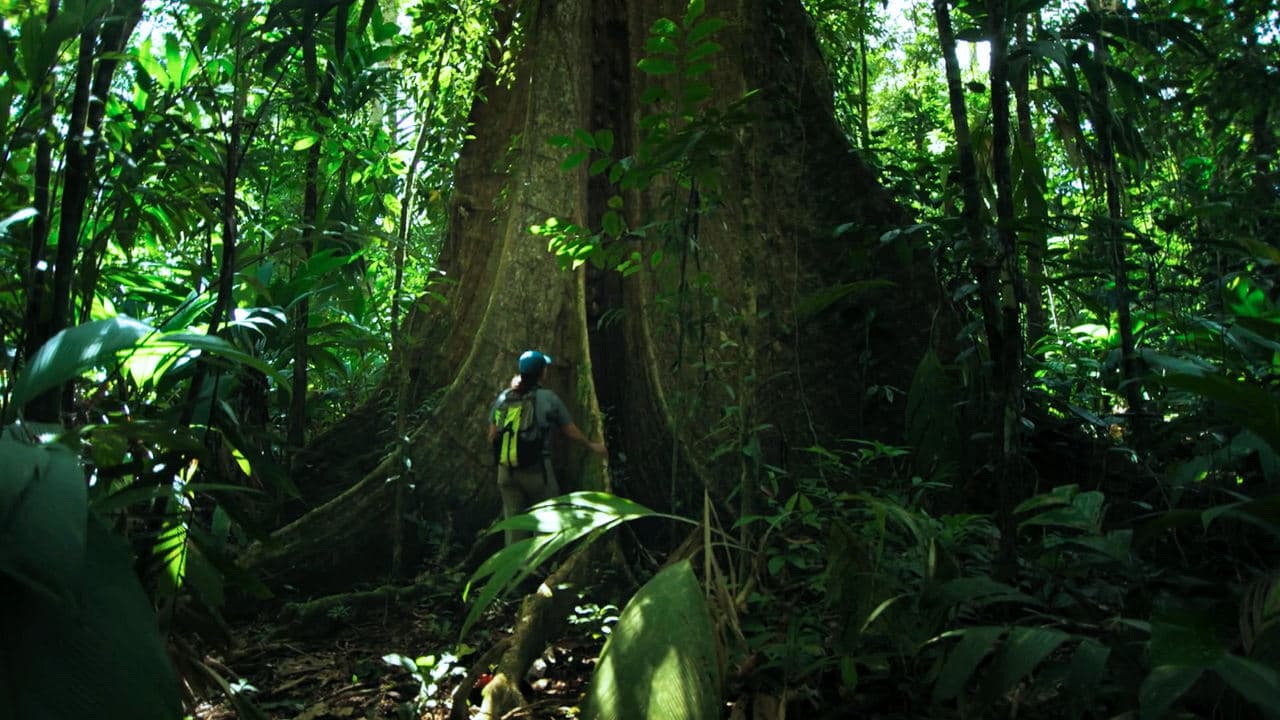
474;543;603;720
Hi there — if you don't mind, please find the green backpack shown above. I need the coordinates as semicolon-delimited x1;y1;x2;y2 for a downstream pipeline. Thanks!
492;389;543;468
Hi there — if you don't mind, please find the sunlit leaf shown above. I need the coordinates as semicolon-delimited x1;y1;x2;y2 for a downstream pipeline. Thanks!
9;317;155;412
460;492;674;639
582;561;720;720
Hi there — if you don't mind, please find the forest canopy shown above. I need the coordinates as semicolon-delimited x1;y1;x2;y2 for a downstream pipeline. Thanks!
1;0;1279;718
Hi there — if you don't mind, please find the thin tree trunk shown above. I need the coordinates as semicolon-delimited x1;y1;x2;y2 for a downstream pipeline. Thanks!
1013;13;1047;347
289;2;349;450
987;0;1022;575
70;0;141;324
20;1;60;419
934;0;1020;576
933;0;1002;358
72;0;142;321
25;8;101;420
858;0;871;150
50;26;99;340
1088;0;1143;417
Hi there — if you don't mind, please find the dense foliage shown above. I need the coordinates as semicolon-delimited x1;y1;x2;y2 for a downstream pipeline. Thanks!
1;0;1278;717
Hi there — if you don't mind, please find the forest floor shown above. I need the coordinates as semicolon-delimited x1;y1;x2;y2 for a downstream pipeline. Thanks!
190;585;608;720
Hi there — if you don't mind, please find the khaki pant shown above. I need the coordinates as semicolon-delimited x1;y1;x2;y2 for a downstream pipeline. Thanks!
497;459;559;546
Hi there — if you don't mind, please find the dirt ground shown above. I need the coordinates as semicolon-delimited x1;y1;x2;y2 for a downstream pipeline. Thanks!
190;589;606;720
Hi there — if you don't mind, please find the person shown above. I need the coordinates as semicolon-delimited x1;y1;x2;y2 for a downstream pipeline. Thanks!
487;350;607;545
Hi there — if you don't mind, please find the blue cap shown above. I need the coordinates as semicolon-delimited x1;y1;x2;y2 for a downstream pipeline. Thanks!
518;350;552;374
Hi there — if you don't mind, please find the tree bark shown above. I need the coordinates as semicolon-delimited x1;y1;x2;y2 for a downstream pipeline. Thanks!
245;0;938;592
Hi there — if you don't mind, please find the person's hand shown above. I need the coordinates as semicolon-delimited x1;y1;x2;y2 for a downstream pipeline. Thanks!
590;441;607;457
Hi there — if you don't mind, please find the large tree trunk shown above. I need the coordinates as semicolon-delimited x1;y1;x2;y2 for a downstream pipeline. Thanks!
244;0;939;592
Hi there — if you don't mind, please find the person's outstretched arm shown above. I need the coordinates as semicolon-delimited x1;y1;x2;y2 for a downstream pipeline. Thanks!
561;422;606;456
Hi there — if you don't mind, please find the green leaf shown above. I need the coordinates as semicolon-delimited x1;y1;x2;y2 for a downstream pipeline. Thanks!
163;34;182;88
637;57;677;75
10;317;155;412
929;577;1039;611
0;518;183;720
292;134;319;151
682;0;706;27
796;280;894;322
589;157;613;176
0;207;37;238
979;627;1071;706
574;128;597;149
933;626;1006;701
1151;609;1224;667
684;60;713;78
640;86;672;104
460;492;665;638
682;81;712;106
153;501;190;598
684;41;721;63
0;429;86;604
644;36;678;55
1139;665;1202;720
594;129;614;154
561;150;590;171
582;560;720;720
1214;654;1280;718
602;210;623;238
649;18;679;37
686;18;727;44
1013;484;1079;514
1019;491;1105;533
1063;639;1110;711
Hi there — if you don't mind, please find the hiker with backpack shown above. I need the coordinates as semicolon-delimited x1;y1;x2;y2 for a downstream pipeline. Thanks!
487;350;607;545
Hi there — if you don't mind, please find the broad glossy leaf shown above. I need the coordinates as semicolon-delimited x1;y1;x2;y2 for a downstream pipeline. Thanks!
933;626;1005;701
1139;665;1202;720
582;560;720;720
1064;639;1110;712
0;518;182;720
9;317;155;411
979;627;1071;706
461;492;663;638
1214;654;1280;717
0;429;86;604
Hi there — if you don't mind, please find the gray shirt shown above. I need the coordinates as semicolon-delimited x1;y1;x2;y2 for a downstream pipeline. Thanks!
489;386;572;455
